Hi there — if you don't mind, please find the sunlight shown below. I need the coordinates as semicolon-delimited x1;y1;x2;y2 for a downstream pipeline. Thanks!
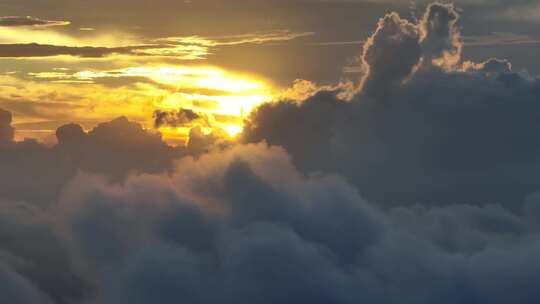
222;125;243;137
23;64;274;144
144;65;274;142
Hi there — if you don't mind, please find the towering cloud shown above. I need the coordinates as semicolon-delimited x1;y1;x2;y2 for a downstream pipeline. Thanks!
360;2;462;96
243;3;540;207
360;12;421;96
419;3;462;68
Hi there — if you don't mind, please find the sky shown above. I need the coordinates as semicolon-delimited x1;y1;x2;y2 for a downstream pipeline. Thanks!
1;0;540;143
2;1;540;303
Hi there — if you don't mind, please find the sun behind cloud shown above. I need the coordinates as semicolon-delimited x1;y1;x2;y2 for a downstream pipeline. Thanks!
21;64;275;144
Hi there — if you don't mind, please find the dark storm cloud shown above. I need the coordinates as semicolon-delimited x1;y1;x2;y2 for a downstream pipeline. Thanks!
0;16;70;27
243;3;540;207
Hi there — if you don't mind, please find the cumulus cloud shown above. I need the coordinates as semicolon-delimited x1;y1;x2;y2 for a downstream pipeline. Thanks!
419;3;462;68
360;2;462;96
360;11;421;96
243;3;540;207
56;117;184;178
0;112;185;205
0;141;539;303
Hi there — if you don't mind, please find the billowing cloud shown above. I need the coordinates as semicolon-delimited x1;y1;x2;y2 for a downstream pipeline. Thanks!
0;111;185;204
243;3;540;207
1;137;540;303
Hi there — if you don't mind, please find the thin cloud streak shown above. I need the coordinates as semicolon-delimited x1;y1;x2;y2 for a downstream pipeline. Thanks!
0;16;70;27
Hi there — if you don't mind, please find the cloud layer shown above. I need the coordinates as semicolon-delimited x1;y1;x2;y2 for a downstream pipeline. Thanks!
2;137;540;303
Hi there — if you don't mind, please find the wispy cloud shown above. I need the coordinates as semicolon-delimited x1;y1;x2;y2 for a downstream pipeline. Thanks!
0;29;312;60
158;30;314;47
463;32;540;47
0;43;155;58
0;16;70;27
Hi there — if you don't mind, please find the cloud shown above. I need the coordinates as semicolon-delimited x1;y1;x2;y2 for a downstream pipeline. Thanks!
360;2;462;96
0;263;54;304
56;117;184;178
242;3;540;207
0;16;70;27
0;43;151;58
0;30;312;59
0;200;88;304
0;139;540;303
153;108;201;128
0;111;186;204
419;2;462;68
158;30;314;47
360;11;421;96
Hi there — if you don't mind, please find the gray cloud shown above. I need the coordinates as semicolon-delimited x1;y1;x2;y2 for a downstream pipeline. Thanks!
1;141;540;303
242;3;540;207
0;112;186;205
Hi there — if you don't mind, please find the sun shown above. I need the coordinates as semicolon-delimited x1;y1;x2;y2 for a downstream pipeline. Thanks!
222;125;243;137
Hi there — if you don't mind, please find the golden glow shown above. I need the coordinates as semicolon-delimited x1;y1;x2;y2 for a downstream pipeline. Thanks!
19;65;274;144
148;66;273;141
0;26;315;145
222;125;243;137
0;26;136;47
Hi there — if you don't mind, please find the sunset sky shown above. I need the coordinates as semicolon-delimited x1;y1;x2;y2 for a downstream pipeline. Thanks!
2;0;540;143
2;1;540;304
